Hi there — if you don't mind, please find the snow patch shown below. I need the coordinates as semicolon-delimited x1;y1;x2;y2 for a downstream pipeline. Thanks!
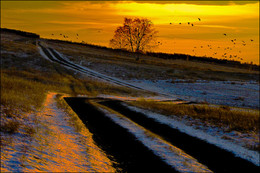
37;46;51;61
97;106;212;173
124;104;260;166
129;79;259;109
0;93;115;172
98;94;180;102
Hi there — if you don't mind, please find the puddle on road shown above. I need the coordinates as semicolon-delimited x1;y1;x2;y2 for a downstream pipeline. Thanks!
1;93;116;172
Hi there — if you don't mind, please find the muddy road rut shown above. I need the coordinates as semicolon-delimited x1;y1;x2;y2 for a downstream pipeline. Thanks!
65;97;178;172
65;97;259;172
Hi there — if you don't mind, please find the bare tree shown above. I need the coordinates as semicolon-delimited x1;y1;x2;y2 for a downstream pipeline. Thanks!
109;17;159;53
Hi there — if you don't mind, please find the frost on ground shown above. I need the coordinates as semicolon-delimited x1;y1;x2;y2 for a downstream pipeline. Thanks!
97;105;212;173
98;94;181;102
0;93;115;172
129;79;259;109
124;104;260;166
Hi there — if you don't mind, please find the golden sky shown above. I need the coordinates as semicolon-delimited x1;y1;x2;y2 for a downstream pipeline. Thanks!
1;1;259;64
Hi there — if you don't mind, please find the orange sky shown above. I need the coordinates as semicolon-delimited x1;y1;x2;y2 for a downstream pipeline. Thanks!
1;1;259;64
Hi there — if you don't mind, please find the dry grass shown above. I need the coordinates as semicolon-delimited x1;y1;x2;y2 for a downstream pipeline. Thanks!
130;100;259;133
1;72;48;112
1;68;143;114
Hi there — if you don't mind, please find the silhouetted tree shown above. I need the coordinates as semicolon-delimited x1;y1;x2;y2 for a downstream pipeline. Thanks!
110;17;159;53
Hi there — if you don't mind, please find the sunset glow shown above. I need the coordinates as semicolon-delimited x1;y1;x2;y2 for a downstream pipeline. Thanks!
1;1;259;64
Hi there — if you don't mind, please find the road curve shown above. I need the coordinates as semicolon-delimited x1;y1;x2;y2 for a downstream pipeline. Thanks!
38;42;176;97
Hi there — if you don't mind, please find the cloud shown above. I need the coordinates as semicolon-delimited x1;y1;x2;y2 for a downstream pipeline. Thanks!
122;0;259;6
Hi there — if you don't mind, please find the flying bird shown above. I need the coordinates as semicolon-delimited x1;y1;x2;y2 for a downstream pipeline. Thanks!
188;22;190;25
250;39;254;41
223;33;227;36
198;18;201;21
191;24;194;26
170;23;172;24
179;23;182;24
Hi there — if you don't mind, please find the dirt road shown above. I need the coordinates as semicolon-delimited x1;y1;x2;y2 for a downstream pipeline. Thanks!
38;42;167;95
38;42;259;172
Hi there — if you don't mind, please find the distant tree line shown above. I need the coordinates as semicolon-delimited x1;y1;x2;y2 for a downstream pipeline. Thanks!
146;52;259;71
1;28;40;38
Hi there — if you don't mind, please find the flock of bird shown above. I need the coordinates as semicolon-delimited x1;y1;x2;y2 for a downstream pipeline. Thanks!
170;17;201;26
169;17;255;62
51;33;79;39
191;32;254;61
51;33;87;43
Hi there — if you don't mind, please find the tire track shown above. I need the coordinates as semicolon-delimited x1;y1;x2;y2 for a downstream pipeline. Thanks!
99;100;259;173
38;42;177;98
38;43;149;91
64;97;178;173
39;42;259;172
38;43;129;85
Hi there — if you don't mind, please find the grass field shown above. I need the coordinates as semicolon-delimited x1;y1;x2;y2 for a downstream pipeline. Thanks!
1;29;259;152
130;100;259;133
